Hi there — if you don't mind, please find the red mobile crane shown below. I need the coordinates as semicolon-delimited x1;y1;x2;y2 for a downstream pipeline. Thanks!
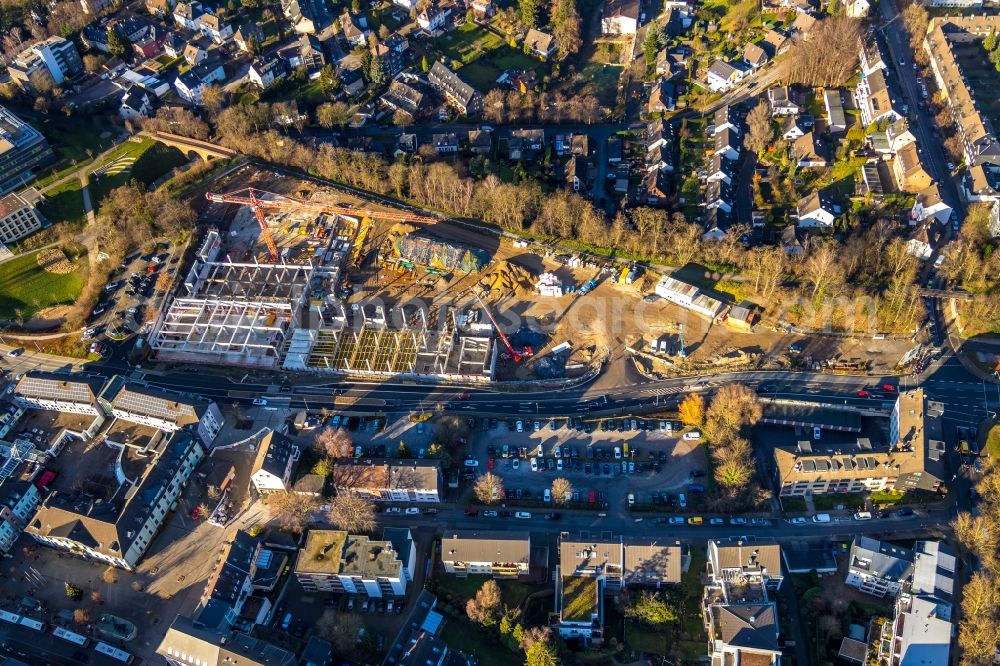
205;187;437;261
474;292;532;362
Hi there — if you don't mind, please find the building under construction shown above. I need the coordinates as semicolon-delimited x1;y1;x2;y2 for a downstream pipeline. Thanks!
147;185;498;380
386;229;488;274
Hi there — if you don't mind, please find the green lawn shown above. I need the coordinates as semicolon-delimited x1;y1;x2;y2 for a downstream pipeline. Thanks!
435;22;505;65
40;178;86;226
39;114;118;165
439;618;513;666
578;62;623;108
813;492;866;510
624;620;671;655
435;574;546;610
781;496;808;512
427;22;544;91
0;249;89;321
89;138;188;209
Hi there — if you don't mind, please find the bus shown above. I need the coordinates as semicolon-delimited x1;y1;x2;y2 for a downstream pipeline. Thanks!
0;610;20;625
95;642;135;663
17;616;45;632
51;626;90;647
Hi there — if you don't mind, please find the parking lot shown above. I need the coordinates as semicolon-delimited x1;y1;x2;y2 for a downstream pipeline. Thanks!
466;417;708;511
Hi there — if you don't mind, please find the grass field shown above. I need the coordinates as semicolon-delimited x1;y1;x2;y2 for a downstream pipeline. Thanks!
0;249;88;321
435;22;505;65
560;575;597;622
439;618;512;666
89;138;188;209
434;574;546;610
40;178;86;226
428;22;543;91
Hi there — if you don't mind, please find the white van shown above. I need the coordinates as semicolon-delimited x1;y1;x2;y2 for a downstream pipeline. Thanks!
683;430;701;440
543;488;551;502
627;493;635;506
812;513;832;523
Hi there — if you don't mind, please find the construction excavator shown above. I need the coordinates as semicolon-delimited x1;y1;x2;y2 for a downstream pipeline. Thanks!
474;291;532;363
205;187;436;262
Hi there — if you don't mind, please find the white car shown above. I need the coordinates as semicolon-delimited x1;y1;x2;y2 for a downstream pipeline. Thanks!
813;427;821;440
404;507;420;515
252;398;268;406
516;420;524;432
788;516;807;525
464;460;479;467
614;446;622;460
515;511;532;519
543;489;551;502
530;458;539;472
627;493;635;506
853;511;873;521
812;513;832;523
556;458;563;470
683;430;701;440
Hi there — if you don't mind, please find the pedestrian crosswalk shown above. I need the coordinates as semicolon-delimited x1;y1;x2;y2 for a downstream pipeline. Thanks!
641;385;686;396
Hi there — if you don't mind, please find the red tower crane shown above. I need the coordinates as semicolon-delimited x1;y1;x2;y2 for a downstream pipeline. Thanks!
474;292;532;363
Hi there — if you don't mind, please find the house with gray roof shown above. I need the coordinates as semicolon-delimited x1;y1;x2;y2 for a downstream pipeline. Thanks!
846;536;914;597
13;371;107;417
157;613;295;666
249;430;300;494
99;375;224;444
441;530;531;578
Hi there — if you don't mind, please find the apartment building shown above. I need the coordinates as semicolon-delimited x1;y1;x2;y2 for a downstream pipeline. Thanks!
0;190;45;244
774;389;945;497
157;614;295;666
845;537;914;597
924;15;1000;167
0;106;56;195
855;67;903;128
704;540;783;666
556;538;622;647
428;61;482;116
877;540;956;666
294;528;416;598
249;430;300;494
98;376;224;444
196;530;263;628
8;36;82;88
0;477;42;554
331;458;442;502
440;531;531;578
26;430;204;570
622;538;684;587
13;371;108;417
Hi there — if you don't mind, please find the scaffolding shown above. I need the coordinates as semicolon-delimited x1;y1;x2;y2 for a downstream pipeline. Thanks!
149;258;315;368
300;305;496;381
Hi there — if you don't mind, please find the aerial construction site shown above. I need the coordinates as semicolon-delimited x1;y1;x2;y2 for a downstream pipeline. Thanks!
146;167;917;384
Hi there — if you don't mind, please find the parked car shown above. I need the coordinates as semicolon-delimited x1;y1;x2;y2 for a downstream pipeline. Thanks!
812;513;832;523
683;430;701;440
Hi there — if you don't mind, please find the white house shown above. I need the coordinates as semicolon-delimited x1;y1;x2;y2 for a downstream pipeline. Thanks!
601;0;638;34
654;276;725;319
910;184;952;224
173;1;203;30
417;5;450;31
249;430;301;494
198;12;233;43
796;191;837;228
714;127;740;161
845;0;870;16
845;537;914;597
174;59;225;105
0;479;42;554
331;459;443;503
99;376;224;445
706;59;744;92
13;371;106;417
248;58;285;89
119;84;155;120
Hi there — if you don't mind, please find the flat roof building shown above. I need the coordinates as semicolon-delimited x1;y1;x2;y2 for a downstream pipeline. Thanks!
0;106;56;195
440;531;530;578
0;189;45;243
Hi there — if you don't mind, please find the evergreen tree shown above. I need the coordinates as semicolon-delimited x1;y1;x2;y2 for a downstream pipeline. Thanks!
421;55;430;72
107;27;130;58
518;0;539;28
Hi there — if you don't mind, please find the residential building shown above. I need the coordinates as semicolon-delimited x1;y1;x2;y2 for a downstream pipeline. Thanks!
924;15;1000;167
607;135;623;162
846;537;914;598
340;13;366;46
892;143;932;192
183;42;207;66
762;0;812;11
13;371;107;416
705;179;733;214
877;541;956;666
792;131;828;167
509;128;545;159
647;142;674;173
910;183;952;224
248;58;286;89
119;84;156;120
197;530;262;627
790;11;817;35
417;5;450;31
622;538;683;587
199;12;233;43
294;528;416;597
706;153;733;184
27;430;204;570
796;190;837;227
233;24;263;53
524;29;556;59
0;190;45;243
174;2;204;29
8;37;82;89
428;61;482;116
471;0;494;16
249;430;300;494
654;276;725;319
774;389;945;497
440;531;531;578
565;155;587;191
556;538;622;646
706;59;744;92
174;59;226;104
0;478;42;554
431;132;459;153
601;0;639;34
906;222;940;260
382;80;427;119
280;33;325;71
300;637;334;666
870;117;917;155
647;79;675;114
81;24;111;53
780;115;809;141
824;89;846;133
331;458;442;502
761;29;790;56
371;38;404;77
845;0;870;16
743;42;768;69
98;376;224;444
855;67;903;128
339;65;365;97
704;540;783;666
467;129;492;154
714;127;740;161
157;614;295;666
163;33;185;58
639;169;670;206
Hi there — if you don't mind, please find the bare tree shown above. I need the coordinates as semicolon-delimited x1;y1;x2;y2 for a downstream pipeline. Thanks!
267;491;317;532
465;579;502;626
73;608;90;624
551;477;573;504
473;472;504;504
315;101;353;128
200;84;225;116
744;100;773;154
706;384;762;440
318;609;362;656
785;16;862;86
326;494;376;533
315;427;353;458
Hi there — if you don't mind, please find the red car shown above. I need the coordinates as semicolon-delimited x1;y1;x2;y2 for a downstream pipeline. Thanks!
190;506;203;520
857;390;870;398
882;384;896;392
464;508;478;516
487;458;495;470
